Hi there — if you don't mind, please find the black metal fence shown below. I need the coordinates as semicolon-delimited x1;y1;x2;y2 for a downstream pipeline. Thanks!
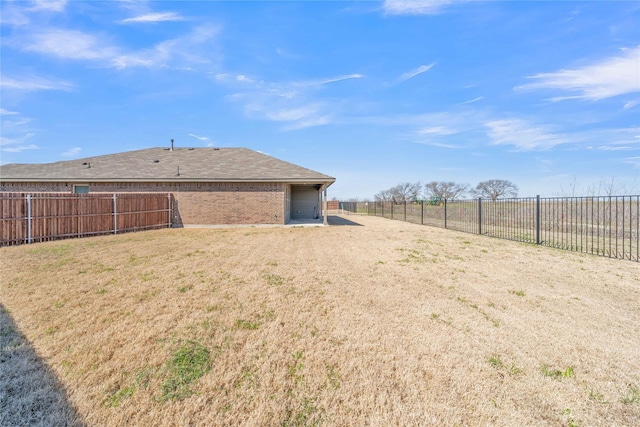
339;195;639;262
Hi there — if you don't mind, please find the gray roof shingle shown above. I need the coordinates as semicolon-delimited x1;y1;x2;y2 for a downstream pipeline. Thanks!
0;147;335;184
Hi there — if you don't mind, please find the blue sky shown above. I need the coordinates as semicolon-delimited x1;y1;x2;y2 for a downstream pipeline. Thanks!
1;0;639;198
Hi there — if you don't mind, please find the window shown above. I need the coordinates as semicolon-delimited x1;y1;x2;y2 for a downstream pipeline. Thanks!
73;185;89;194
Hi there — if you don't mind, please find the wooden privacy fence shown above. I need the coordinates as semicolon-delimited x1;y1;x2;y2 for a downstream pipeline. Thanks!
0;192;173;246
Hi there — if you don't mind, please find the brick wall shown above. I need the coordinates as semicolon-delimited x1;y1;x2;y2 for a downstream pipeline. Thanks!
0;182;286;226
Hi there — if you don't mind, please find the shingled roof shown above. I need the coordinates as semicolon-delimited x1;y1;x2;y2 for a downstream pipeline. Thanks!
0;147;335;184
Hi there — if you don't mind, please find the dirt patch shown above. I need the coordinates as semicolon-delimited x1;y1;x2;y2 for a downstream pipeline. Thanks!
1;214;639;426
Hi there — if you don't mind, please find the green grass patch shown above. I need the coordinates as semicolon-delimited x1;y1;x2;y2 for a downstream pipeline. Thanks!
620;384;639;404
160;341;211;402
541;365;575;379
488;356;522;375
235;318;260;330
264;273;286;286
105;385;135;407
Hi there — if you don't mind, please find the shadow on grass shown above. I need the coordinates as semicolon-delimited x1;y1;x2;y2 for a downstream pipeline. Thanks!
0;304;84;427
327;215;364;226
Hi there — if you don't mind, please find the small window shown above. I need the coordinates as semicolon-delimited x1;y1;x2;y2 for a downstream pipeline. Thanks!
73;185;89;194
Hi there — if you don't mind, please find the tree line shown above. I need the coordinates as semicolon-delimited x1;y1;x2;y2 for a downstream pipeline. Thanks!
374;179;519;203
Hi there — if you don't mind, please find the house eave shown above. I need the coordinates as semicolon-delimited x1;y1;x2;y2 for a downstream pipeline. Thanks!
1;177;335;186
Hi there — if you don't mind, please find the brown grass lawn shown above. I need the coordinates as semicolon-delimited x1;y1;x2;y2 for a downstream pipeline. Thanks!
1;215;639;426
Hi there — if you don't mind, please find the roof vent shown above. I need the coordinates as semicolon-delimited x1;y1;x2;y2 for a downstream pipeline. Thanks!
153;160;160;163
176;166;180;176
214;148;220;151
188;148;194;151
170;138;174;151
82;162;91;168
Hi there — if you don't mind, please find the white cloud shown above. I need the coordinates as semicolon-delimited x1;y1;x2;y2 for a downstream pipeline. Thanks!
485;119;569;151
62;147;81;157
188;133;209;141
418;126;457;136
516;46;640;101
0;75;72;91
398;64;434;83
460;96;483;105
621;156;640;168
19;29;117;61
0;109;19;116
120;12;186;24
623;100;639;110
384;0;469;15
303;74;364;87
10;24;219;70
0;133;38;153
216;72;363;130
30;0;68;13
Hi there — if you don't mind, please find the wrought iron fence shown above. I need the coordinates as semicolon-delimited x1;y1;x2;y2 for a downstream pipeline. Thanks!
338;195;639;262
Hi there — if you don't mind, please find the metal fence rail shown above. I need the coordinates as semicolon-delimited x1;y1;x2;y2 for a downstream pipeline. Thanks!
0;192;173;246
339;195;639;262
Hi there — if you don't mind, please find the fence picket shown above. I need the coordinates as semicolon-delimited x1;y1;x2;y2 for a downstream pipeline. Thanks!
1;192;173;246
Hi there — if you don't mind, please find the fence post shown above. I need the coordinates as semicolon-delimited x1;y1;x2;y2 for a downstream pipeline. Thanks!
478;197;482;235
168;193;172;228
391;203;394;219
444;198;447;229
113;193;117;234
26;194;32;244
404;201;406;222
421;200;424;225
536;195;541;245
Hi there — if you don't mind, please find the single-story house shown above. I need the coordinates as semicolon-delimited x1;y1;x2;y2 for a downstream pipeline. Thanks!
0;147;336;226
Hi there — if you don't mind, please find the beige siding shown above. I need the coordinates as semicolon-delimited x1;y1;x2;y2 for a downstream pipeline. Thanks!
291;186;319;220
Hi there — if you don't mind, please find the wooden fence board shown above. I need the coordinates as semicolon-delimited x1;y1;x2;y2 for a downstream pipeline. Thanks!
0;193;173;246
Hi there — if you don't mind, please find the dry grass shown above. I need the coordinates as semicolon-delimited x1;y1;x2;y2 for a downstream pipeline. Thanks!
1;214;639;426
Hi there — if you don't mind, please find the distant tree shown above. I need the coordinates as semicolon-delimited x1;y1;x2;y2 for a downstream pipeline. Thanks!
424;181;468;201
389;182;421;203
374;189;393;202
474;179;518;200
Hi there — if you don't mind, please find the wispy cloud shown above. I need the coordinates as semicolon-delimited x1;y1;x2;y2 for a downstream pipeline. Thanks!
417;126;458;136
18;29;117;61
62;147;81;157
0;75;72;91
216;72;362;130
516;46;640;101
30;0;68;13
485;119;569;151
0;108;20;116
621;156;640;168
9;24;219;70
303;74;364;87
459;96;483;105
384;0;470;15
0;133;38;153
120;12;186;24
188;133;209;141
398;64;434;83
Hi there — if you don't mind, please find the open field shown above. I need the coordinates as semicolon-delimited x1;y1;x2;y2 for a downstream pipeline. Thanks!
1;215;639;426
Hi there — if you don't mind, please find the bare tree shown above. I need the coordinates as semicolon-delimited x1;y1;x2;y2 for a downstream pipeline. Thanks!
424;181;468;201
473;179;518;200
374;189;393;202
390;182;421;203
